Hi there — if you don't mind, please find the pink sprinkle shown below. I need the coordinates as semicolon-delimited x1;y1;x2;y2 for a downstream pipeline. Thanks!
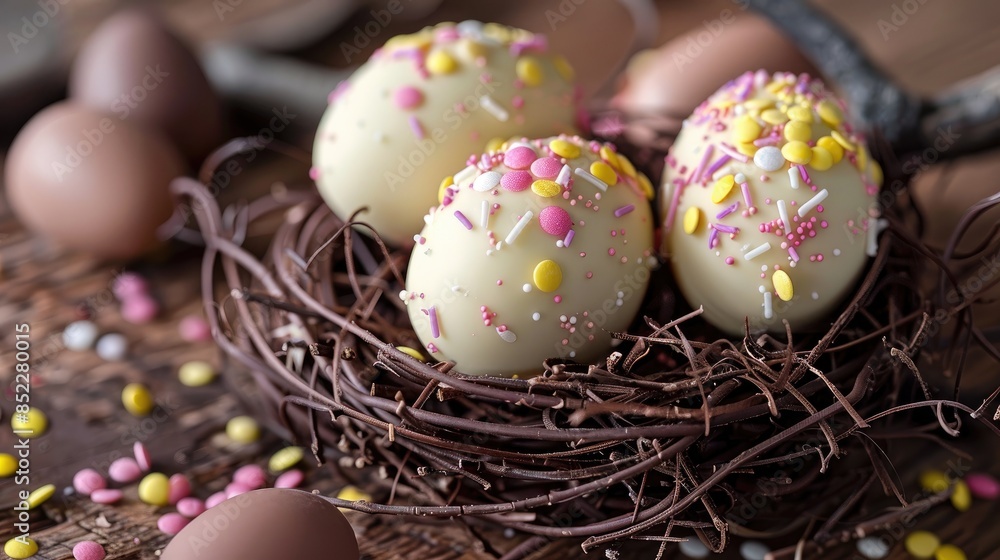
512;96;524;109
73;468;106;496
703;153;731;178
435;26;459;41
226;481;252;498
501;170;532;192
157;513;190;536
539;206;573;237
168;474;191;505
753;136;779;146
176;497;206;518
90;489;123;505
233;464;267;489
788;247;800;262
741;182;753;208
108;458;142;483
178;315;211;342
692;145;714;183
708;229;719;249
966;473;1000;500
454;211;473;230
275;469;305;489
122;296;159;324
725;257;735;265
504;146;537;169
716;202;739;219
531;156;563;179
614;205;635;218
665;178;687;232
73;541;106;560
428;306;440;338
711;223;738;234
205;491;228;508
328;81;350;103
717;143;749;163
798;164;810;182
563;229;575;247
113;272;149;300
553;296;562;303
134;442;152;472
308;166;320;181
408;116;425;140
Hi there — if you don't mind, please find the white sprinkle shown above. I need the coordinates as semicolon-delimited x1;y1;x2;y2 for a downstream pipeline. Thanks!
480;95;509;122
451;285;467;295
454;165;478;184
399;290;408;300
833;248;841;256
811;292;819;300
457;20;484;37
788;166;800;189
740;540;770;560
712;166;734;180
569;316;577;324
744;242;772;260
556;164;572;186
573;167;607;191
753;146;785;172
777;199;790;230
763;292;773;319
559;315;568;322
531;312;541;321
569;351;576;358
96;333;128;361
867;218;888;257
505;211;534;245
758;285;766;294
495;241;504;251
497;328;517;343
522;283;532;293
615;299;624;307
797;189;828;217
678;538;710;559
734;172;746;184
555;240;564;248
856;536;891;559
473;171;502;192
480;200;490;228
63;320;99;351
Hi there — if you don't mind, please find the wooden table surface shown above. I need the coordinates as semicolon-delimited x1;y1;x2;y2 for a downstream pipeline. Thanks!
2;1;1000;559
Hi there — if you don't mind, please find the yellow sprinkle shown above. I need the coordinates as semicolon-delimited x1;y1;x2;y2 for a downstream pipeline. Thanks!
683;207;701;235
122;383;155;417
783;120;812;142
773;270;794;302
810;147;833;171
438;176;454;204
817;99;843;127
617;154;637;179
761;108;789;125
589;161;617;186
951;479;972;512
553;55;575;81
744;98;773;111
831;130;857;152
27;484;56;509
4;537;39;559
919;469;950;493
226;415;261;444
711;175;736;204
459;39;488;62
787;105;814;123
549;139;580;160
870;159;884;187
396;346;425;361
935;544;968;560
269;446;304;473
531;180;561;198
482;22;513;43
337;485;372;502
384;33;431;52
178;361;215;387
856;144;870;173
765;80;787;94
0;453;15;477
816;136;844;163
737;141;758;157
138;472;170;506
533;260;563;292
599;146;620;170
733;114;763;143
485;137;505;153
426;49;458;74
516;57;544;87
905;531;940;559
637;173;655;200
11;407;47;438
781;141;813;165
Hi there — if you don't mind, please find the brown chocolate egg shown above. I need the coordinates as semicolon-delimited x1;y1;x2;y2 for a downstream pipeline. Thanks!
160;489;360;560
4;102;184;259
69;9;223;163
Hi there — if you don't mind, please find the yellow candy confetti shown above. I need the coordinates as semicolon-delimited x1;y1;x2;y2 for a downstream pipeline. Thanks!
599;146;620;170
787;105;814;123
4;537;39;559
226;415;261;444
761;108;789;125
744;98;773;112
396;346;424;361
870;159;884;187
816;136;844;163
733;114;763;143
783;120;812;143
905;531;940;559
515;57;544;87
935;544;968;560
178;361;216;387
589;161;618;186
637;173;655;200
0;453;16;477
817;99;843;127
384;33;431;52
737;142;758;157
337;485;372;507
683;207;701;235
856;145;870;173
531;179;561;198
269;446;304;473
781;141;813;165
122;383;155;417
438;176;454;204
138;472;170;506
617;154;638;179
485;137;505;153
27;484;55;509
810;147;833;171
831;130;856;152
11;407;47;438
533;260;563;293
426;49;458;74
773;270;794;302
482;22;512;43
549;139;580;160
459;39;488;62
919;469;950;493
553;55;574;81
951;479;972;511
711;175;736;204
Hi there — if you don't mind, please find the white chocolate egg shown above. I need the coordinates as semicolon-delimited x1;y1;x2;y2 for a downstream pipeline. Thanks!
661;70;883;335
403;135;657;376
313;21;581;247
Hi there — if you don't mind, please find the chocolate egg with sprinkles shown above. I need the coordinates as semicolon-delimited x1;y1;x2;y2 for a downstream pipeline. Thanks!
313;21;581;247
661;70;883;335
403;135;656;376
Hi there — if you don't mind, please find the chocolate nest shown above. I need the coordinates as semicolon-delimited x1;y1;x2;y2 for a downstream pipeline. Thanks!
172;114;1000;559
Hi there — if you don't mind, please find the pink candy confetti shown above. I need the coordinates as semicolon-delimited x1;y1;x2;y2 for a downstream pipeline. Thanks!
134;442;152;472
500;170;532;192
205;491;227;509
966;472;1000;500
90;489;123;505
157;513;190;536
274;469;305;489
72;541;106;560
168;474;191;505
178;315;211;342
233;464;268;490
73;468;106;496
503;146;536;169
393;85;424;110
226;482;252;499
108;457;142;483
539;206;572;237
112;273;148;300
122;296;159;324
176;497;206;518
530;156;562;179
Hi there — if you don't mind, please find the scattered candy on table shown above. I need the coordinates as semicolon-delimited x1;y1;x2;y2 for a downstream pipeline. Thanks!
233;464;267;489
337;485;372;502
4;536;39;559
678;538;710;558
205;491;227;509
268;446;304;473
11;406;48;438
63;320;100;350
965;472;1000;500
109;457;142;483
95;333;128;361
168;473;192;504
90;488;123;505
176;497;206;518
138;472;170;506
121;295;160;324
122;383;155;416
178;314;212;342
225;415;260;444
855;536;890;559
905;531;941;559
73;468;107;496
72;540;106;560
950;479;972;511
739;540;770;560
134;441;153;471
112;272;150;300
27;484;56;509
0;453;16;477
274;469;304;489
919;469;950;493
178;360;215;387
934;543;967;560
157;512;190;536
